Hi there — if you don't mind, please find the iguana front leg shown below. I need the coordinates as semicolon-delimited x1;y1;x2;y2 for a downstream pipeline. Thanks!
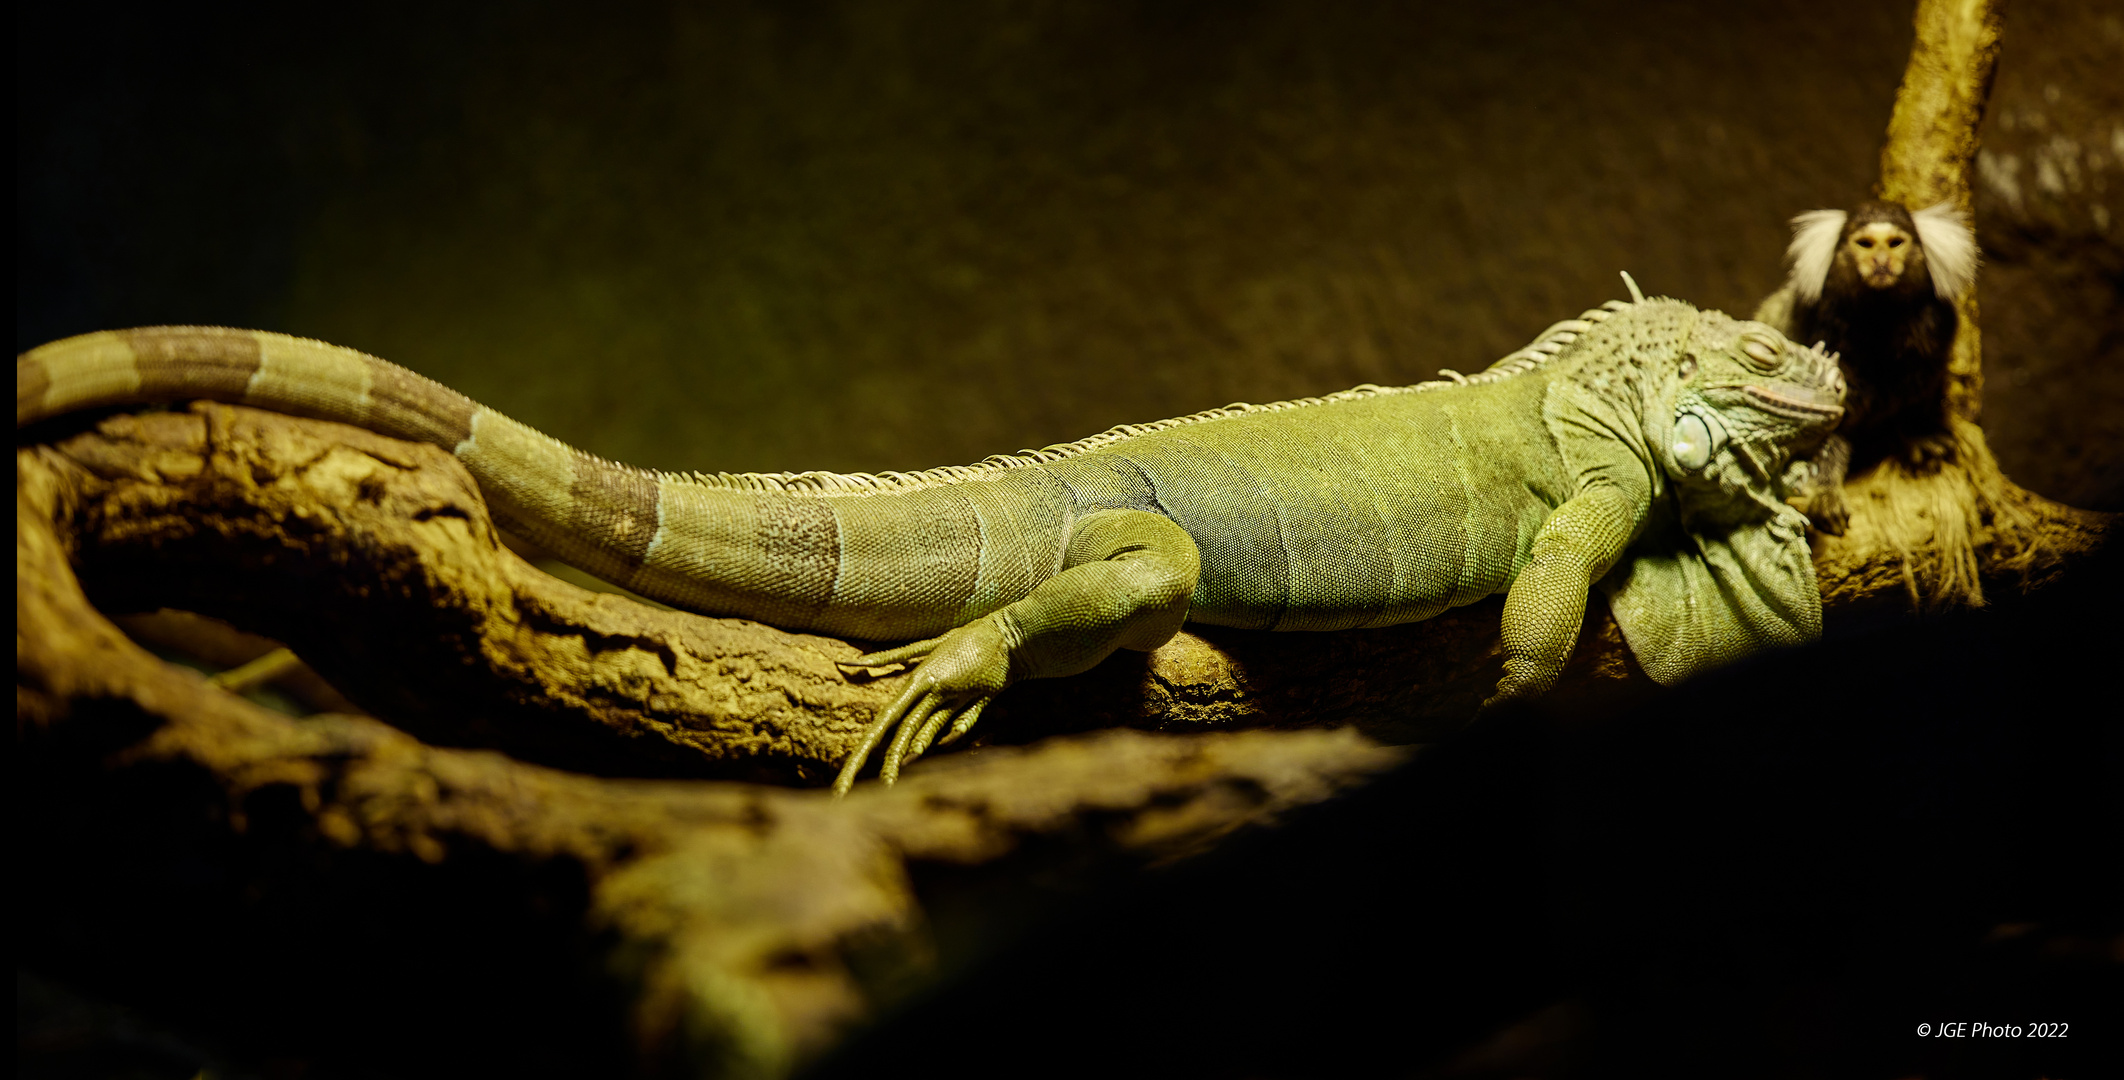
832;509;1199;795
1489;484;1641;708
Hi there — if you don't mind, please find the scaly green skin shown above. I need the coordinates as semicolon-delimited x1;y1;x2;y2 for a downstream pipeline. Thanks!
16;294;1844;793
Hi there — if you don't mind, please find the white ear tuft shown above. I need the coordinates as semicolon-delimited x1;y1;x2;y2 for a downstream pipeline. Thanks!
1910;200;1978;300
1785;209;1846;303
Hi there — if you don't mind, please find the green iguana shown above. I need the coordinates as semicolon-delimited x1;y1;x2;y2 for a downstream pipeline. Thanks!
16;283;1845;793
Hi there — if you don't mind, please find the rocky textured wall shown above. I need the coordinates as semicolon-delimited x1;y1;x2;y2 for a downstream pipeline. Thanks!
1967;0;2124;509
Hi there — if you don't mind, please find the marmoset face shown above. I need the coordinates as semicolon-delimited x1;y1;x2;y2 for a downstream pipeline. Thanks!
1845;221;1915;289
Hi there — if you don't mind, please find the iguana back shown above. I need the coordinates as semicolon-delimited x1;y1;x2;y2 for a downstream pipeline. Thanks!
1043;368;1569;632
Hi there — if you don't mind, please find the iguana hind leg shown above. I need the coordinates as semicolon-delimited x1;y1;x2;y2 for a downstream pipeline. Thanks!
832;509;1199;795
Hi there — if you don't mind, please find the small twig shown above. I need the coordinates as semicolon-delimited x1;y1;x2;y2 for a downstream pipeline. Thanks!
206;646;303;695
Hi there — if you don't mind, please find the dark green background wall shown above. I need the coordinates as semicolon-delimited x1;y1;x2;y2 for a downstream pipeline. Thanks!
19;0;2121;505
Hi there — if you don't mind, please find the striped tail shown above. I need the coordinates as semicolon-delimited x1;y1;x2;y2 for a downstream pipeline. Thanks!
18;326;1066;640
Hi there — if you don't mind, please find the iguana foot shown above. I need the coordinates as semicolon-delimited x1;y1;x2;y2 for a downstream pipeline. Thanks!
831;616;1014;797
1476;681;1552;717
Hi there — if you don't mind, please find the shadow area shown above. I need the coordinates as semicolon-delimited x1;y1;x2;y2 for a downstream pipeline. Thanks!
812;542;2122;1079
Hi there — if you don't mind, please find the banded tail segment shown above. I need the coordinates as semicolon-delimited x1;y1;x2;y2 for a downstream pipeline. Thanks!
17;327;478;449
16;327;1057;639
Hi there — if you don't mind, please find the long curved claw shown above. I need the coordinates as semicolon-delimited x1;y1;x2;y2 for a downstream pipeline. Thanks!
879;689;943;785
832;711;898;797
901;708;955;766
834;677;927;797
934;698;990;749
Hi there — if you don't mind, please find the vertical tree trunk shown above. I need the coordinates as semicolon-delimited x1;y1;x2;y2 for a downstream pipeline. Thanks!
1877;0;2003;422
1810;0;2109;613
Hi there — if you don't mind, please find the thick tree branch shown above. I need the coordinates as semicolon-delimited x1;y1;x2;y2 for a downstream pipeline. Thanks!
19;447;1401;1075
33;404;890;781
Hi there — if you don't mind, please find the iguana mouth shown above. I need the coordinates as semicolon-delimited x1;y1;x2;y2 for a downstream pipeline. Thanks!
1744;384;1842;420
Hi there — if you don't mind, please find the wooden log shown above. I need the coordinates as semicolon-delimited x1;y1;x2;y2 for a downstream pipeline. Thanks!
19;445;1402;1074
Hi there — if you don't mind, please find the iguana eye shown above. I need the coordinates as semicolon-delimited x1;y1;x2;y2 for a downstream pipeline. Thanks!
1678;356;1697;381
1739;335;1781;373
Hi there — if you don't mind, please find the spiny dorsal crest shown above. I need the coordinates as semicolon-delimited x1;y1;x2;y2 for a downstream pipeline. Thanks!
667;300;1641;496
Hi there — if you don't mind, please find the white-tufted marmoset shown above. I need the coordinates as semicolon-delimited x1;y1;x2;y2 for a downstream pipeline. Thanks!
1765;199;1978;534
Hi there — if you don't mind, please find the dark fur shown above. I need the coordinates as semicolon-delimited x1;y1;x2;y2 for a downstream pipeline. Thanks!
1788;201;1959;532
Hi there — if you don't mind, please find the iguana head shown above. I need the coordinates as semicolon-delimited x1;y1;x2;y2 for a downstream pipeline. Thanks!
1584;303;1845;688
1653;312;1844;519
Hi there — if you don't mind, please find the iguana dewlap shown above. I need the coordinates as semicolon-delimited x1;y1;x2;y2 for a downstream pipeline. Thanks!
16;293;1844;793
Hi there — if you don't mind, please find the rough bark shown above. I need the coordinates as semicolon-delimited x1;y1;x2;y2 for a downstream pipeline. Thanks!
30;404;887;783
